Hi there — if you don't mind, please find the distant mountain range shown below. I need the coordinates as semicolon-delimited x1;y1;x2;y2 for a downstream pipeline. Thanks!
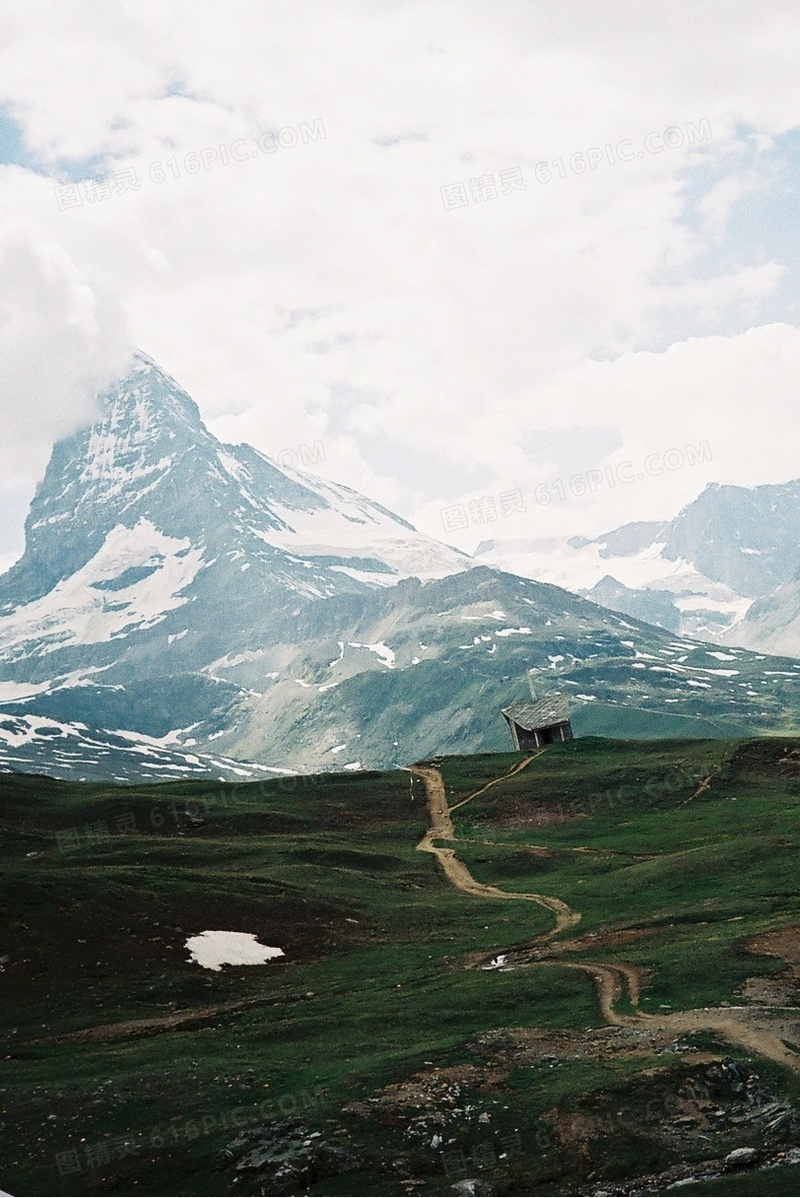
1;353;800;779
475;479;800;655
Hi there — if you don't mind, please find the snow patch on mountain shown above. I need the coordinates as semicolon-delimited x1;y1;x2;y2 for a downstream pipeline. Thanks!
0;520;203;660
476;479;800;655
254;458;469;583
0;711;287;782
474;535;752;642
347;640;396;668
0;679;53;701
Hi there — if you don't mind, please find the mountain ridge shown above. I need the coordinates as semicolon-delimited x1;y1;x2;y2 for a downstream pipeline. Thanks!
475;478;800;650
1;354;800;777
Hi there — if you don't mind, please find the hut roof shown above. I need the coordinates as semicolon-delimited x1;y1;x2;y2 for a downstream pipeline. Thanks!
500;696;570;731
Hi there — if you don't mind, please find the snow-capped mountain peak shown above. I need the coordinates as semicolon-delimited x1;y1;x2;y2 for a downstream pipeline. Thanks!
0;352;470;694
1;357;800;778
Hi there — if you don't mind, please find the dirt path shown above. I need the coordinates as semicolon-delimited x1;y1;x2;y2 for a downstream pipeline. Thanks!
555;960;638;1023
410;762;800;1075
656;1008;800;1072
41;991;314;1044
449;753;542;812
410;764;579;938
539;962;800;1069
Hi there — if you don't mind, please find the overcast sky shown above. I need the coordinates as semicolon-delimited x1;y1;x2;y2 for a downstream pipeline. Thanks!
1;1;800;567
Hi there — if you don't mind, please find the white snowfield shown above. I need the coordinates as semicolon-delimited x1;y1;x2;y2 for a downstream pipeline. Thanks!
0;679;52;701
252;454;471;584
185;931;284;971
474;536;753;638
0;519;203;660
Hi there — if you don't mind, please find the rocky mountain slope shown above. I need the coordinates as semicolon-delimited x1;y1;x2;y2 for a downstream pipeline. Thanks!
475;479;800;651
724;578;800;659
0;712;285;783
2;354;800;777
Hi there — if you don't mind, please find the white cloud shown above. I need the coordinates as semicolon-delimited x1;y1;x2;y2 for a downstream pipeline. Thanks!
437;321;800;547
0;1;800;555
0;217;131;487
697;167;776;237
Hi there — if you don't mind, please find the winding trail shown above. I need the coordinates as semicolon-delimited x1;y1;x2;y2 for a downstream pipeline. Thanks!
40;991;314;1044
448;752;543;813
411;764;579;938
409;760;800;1075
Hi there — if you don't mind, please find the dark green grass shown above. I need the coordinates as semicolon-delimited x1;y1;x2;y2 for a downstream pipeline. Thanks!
3;738;800;1195
439;735;729;813
0;766;572;1195
448;738;800;1010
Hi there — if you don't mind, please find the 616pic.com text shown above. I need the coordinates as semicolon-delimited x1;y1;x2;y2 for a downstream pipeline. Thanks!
534;441;712;506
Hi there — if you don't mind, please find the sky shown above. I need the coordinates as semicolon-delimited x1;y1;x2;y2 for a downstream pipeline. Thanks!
1;1;800;568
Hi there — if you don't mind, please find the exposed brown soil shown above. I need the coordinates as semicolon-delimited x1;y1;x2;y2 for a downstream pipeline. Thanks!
544;1056;797;1173
486;804;578;830
747;924;800;965
777;746;800;776
472;1023;718;1066
344;1063;506;1118
739;973;800;1007
548;926;656;954
346;1029;723;1125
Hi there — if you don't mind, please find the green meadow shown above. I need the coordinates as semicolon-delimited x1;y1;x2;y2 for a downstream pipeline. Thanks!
2;737;800;1195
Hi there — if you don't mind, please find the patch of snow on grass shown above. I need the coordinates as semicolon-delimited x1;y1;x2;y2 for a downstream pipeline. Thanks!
186;931;284;971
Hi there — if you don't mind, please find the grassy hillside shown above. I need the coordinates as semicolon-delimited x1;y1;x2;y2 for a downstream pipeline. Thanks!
3;739;800;1195
570;699;757;740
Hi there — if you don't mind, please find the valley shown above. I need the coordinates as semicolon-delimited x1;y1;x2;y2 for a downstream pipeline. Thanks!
4;737;800;1195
